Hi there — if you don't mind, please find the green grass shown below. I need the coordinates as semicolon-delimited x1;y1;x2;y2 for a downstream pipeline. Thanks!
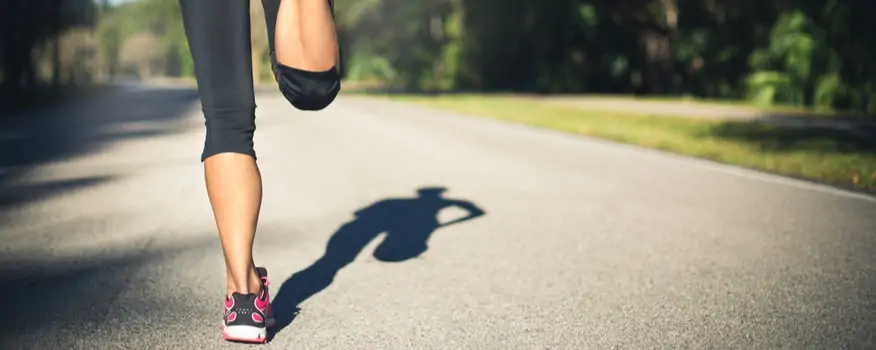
338;80;843;115
577;93;869;117
580;93;808;111
368;93;876;190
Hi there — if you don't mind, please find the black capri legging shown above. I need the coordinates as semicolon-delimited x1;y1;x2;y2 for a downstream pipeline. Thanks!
179;0;341;161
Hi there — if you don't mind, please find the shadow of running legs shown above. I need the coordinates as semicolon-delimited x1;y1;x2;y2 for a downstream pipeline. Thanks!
269;186;486;336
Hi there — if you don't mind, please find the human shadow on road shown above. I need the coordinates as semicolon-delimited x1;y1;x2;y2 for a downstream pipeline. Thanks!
269;186;486;336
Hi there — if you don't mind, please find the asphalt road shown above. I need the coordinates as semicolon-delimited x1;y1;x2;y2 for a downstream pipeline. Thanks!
1;86;874;349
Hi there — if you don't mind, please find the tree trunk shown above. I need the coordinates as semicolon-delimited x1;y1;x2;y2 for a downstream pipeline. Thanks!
139;62;151;79
640;31;669;94
641;0;678;94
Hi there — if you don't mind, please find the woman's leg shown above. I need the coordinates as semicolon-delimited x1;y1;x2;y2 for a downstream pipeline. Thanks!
273;0;338;71
262;0;341;111
179;0;269;342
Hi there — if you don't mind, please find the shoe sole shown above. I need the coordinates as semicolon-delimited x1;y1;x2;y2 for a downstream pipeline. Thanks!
221;315;275;342
223;325;267;343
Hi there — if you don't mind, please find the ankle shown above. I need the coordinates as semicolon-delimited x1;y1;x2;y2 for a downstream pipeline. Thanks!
247;274;263;294
226;270;263;296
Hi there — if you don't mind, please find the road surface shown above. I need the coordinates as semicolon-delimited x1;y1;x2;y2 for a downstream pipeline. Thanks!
1;86;874;349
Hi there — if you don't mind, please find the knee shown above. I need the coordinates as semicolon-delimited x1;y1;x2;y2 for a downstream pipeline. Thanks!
201;108;257;161
273;63;341;111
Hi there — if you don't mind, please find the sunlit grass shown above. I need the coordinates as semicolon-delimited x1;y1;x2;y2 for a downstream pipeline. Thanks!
369;93;876;190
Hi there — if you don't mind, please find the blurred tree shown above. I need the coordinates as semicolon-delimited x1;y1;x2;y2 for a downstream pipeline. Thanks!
94;0;188;79
50;0;874;113
119;32;163;78
1;0;96;92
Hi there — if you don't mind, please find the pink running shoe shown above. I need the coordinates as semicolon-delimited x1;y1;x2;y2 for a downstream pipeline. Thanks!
221;267;275;343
